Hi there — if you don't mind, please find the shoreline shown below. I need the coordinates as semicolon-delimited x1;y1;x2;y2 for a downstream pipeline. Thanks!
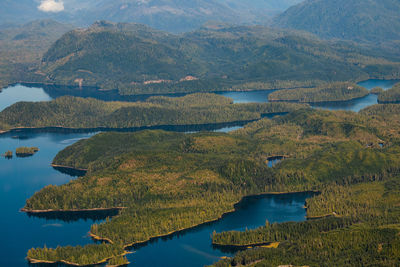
212;241;280;249
83;191;318;249
3;77;399;97
0;118;260;136
27;250;132;267
51;164;88;172
21;207;125;213
268;93;371;104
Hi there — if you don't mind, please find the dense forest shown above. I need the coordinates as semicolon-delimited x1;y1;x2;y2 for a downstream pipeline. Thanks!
0;93;306;132
268;82;369;103
24;104;400;265
35;21;400;95
378;83;400;103
212;180;400;266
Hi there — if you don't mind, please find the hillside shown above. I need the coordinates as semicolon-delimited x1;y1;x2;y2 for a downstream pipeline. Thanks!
0;94;306;132
37;22;400;95
273;0;400;43
0;19;73;88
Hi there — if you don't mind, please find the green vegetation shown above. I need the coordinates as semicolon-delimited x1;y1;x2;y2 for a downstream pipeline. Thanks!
378;83;400;103
15;147;39;156
211;180;400;266
371;87;384;95
0;93;306;131
24;105;400;265
107;254;129;266
268;82;369;103
36;22;400;94
27;243;125;266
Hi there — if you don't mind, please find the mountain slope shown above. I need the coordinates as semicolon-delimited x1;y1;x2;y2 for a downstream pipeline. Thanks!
0;19;73;88
273;0;400;43
37;21;400;95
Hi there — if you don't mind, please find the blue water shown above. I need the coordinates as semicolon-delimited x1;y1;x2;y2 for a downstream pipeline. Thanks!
357;79;400;90
0;132;99;267
128;192;311;267
0;84;52;111
216;90;277;104
217;79;400;112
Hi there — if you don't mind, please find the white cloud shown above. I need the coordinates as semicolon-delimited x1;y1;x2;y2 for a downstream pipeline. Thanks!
38;0;65;13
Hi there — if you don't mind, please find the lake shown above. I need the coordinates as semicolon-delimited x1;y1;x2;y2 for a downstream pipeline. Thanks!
0;79;398;266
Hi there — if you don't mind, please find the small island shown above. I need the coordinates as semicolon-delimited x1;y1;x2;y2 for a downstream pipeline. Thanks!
16;147;39;157
2;150;13;159
268;82;369;103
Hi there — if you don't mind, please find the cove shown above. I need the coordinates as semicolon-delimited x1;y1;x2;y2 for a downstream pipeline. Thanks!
125;192;313;267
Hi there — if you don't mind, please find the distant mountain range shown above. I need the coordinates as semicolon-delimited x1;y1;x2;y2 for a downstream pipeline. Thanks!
273;0;400;43
35;21;400;95
0;0;302;32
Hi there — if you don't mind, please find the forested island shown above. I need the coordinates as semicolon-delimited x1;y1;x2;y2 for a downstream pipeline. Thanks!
23;104;400;266
0;93;306;132
268;82;369;103
16;147;39;157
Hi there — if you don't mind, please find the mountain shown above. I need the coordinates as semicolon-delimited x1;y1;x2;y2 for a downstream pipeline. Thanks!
0;0;303;33
36;21;400;95
273;0;400;43
0;19;73;88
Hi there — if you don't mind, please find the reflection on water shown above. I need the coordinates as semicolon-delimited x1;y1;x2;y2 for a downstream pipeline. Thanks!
216;90;277;103
26;209;120;223
1;120;255;138
52;166;87;177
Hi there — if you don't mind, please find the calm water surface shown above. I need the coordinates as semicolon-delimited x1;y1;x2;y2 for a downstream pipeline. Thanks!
217;79;400;112
0;132;99;267
0;79;397;266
